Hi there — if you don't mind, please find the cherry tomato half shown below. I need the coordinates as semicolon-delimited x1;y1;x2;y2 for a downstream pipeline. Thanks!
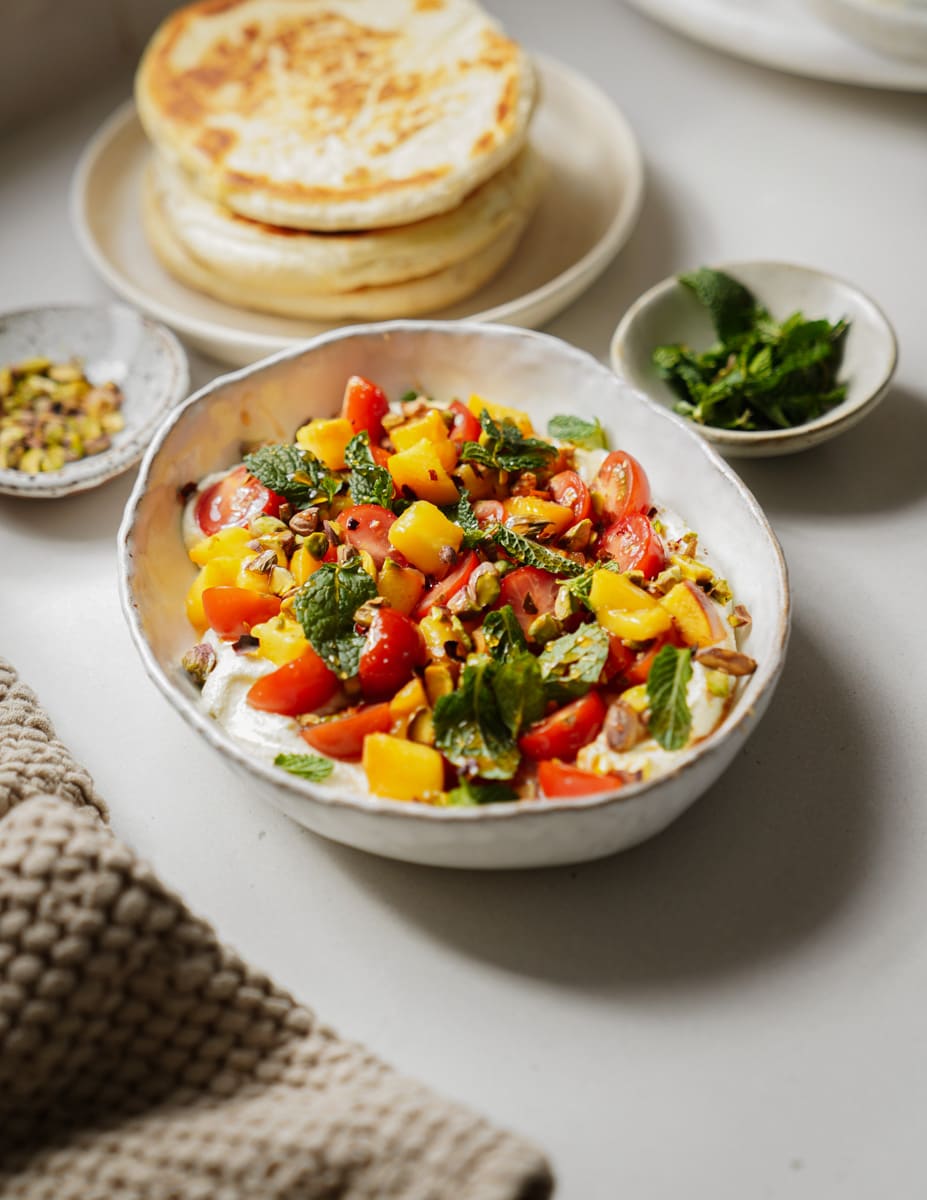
358;609;422;700
447;399;482;444
246;648;339;717
194;465;284;537
519;691;606;762
498;565;561;636
473;499;504;527
537;760;627;798
412;550;480;620
202;586;281;639
599;512;666;579
620;629;684;687
342;375;389;441
301;703;392;760
340;504;396;567
549;470;591;527
593;451;652;523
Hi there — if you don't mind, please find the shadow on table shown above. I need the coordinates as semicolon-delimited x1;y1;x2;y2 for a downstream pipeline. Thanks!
323;619;881;995
735;385;927;518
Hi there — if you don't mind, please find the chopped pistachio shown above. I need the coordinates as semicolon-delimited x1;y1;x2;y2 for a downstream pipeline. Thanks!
182;642;217;686
527;613;561;644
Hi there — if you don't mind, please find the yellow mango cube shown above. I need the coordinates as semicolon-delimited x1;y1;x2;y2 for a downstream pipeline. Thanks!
597;606;672;642
503;495;574;539
185;557;241;631
290;544;323;586
296;417;354;470
467;394;534;435
388;501;463;575
387;441;458;505
378;558;425;615
251;614;310;665
588;569;658;615
362;733;444;801
188;525;253;566
454;463;495;500
659;581;727;647
391;409;449;451
389;677;428;722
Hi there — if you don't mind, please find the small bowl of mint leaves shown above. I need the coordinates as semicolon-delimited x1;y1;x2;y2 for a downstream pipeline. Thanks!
611;262;897;457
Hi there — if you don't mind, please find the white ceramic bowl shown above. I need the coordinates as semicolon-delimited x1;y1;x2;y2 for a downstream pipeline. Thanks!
0;303;188;498
811;0;927;63
119;322;790;869
611;261;897;458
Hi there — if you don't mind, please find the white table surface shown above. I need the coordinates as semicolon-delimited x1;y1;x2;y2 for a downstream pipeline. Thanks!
2;3;926;1196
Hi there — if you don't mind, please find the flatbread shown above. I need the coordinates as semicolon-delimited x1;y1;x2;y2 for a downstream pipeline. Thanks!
135;0;536;231
146;145;543;296
142;163;532;318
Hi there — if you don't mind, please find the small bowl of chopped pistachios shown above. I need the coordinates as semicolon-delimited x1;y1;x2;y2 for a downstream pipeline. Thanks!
0;303;188;498
610;262;897;457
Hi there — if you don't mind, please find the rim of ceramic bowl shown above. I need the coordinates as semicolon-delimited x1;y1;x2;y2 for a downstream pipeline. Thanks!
0;302;189;499
118;320;790;826
610;259;898;453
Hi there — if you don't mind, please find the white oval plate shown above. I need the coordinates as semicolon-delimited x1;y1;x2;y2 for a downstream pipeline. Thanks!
622;0;927;88
71;55;644;367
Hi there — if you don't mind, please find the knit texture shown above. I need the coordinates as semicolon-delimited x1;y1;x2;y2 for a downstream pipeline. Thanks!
0;659;552;1199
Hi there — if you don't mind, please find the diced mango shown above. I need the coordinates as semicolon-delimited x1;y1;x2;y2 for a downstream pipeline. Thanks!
454;463;495;500
588;569;659;615
362;733;444;801
389;677;428;721
503;495;574;539
597;606;672;641
290;544;324;586
424;662;455;706
188;526;253;566
391;409;449;451
659;581;727;647
251;614;311;665
467;394;534;435
388;501;463;574
185;557;241;631
621;684;649;713
387;439;458;505
377;558;426;615
235;562;274;595
295;417;353;470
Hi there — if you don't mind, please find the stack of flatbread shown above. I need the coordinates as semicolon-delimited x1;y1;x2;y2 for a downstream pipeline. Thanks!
135;0;543;320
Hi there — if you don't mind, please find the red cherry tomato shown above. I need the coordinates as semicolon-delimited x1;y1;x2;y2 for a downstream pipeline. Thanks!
301;703;392;760
370;444;393;470
340;504;396;567
473;499;504;526
358;609;422;700
519;691;606;762
593;451;652;523
498;565;561;636
447;399;482;444
621;629;684;687
599;512;666;579
549;470;591;526
194;465;284;537
603;635;635;682
246;648;339;717
342;375;389;441
537;760;627;798
412;550;480;620
202;587;281;639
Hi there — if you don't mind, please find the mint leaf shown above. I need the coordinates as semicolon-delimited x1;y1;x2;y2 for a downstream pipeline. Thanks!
495;652;545;740
244;443;342;509
433;657;520;779
460;410;557;473
446;779;518;806
293;558;378;679
538;624;610;703
274;753;334;782
344;432;393;508
442;489;485;549
491;524;584;578
482;604;528;659
646;644;694;751
547;414;608;450
679;267;758;341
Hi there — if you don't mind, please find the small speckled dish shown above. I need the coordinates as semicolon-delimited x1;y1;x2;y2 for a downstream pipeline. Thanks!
611;261;898;458
0;303;189;498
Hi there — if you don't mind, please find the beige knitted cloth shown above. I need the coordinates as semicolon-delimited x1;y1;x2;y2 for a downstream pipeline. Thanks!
0;659;553;1199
